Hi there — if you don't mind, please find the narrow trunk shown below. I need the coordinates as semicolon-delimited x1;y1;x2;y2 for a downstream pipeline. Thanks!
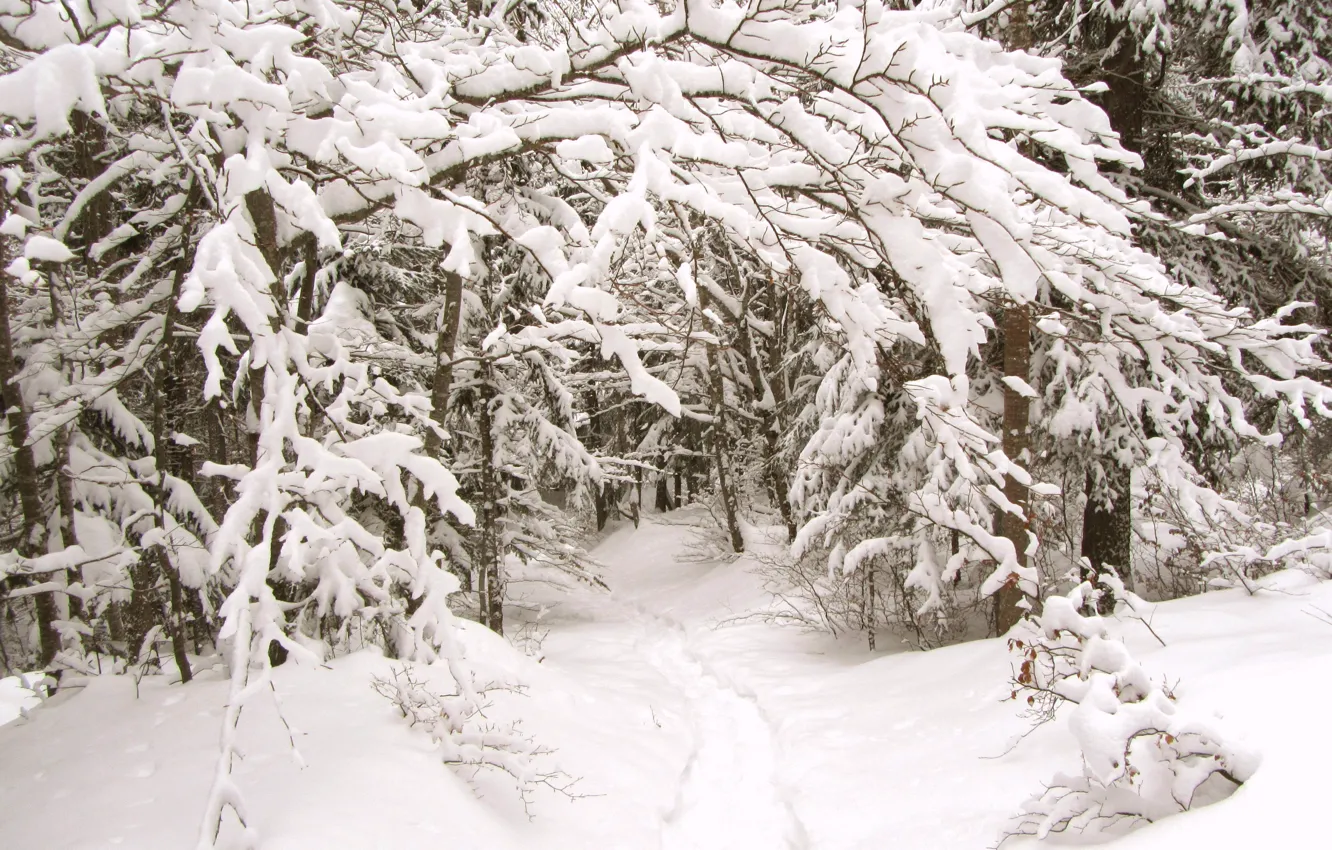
148;209;198;683
425;271;464;456
757;284;797;542
693;281;744;552
655;463;674;512
70;112;113;267
1074;16;1145;610
765;428;796;543
295;235;319;332
245;190;284;283
55;429;82;624
995;301;1033;635
1099;21;1147;154
242;189;292;667
731;259;796;541
632;465;643;527
994;3;1036;636
584;387;615;531
476;379;504;635
862;565;877;652
0;223;58;665
704;345;744;553
205;398;229;520
1081;464;1133;612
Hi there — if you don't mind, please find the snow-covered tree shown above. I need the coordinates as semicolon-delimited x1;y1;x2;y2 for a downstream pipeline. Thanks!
0;1;1328;844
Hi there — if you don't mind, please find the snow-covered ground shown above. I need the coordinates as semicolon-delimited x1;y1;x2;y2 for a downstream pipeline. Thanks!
2;512;1330;849
0;671;43;727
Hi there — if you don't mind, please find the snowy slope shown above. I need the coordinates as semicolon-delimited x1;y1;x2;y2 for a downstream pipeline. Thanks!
1;512;1330;849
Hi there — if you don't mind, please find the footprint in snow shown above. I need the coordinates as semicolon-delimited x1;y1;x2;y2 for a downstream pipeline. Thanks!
128;762;156;779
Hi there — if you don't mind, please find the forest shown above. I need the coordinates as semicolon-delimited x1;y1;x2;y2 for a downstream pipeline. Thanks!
0;0;1330;848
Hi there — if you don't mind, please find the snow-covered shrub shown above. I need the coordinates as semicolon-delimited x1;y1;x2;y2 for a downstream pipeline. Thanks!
371;664;575;810
1132;444;1332;597
1005;577;1257;841
1203;526;1332;587
755;525;984;650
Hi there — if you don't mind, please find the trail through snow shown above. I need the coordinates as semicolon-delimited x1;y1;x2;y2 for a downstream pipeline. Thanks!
636;610;806;850
549;512;810;850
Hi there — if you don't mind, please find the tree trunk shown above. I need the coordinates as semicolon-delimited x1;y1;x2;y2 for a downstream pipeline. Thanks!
295;235;319;332
765;427;796;543
727;256;796;541
1081;464;1133;612
476;378;504;635
655;462;675;512
1074;12;1147;612
425;270;464;456
148;209;198;683
1098;21;1147;154
705;345;744;553
54;429;82;625
995;301;1033;635
632;464;643;527
694;282;745;552
0;220;58;665
994;2;1037;636
205;397;229;520
242;188;296;667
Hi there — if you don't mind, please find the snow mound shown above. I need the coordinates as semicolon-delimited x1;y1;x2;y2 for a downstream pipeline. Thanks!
0;672;44;727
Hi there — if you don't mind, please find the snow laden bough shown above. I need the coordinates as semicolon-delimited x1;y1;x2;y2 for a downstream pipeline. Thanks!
1003;576;1259;842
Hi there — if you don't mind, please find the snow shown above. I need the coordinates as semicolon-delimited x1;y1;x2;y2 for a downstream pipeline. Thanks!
0;672;43;726
2;512;1331;849
1002;375;1041;399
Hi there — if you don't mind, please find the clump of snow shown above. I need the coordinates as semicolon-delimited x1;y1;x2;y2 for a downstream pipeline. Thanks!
0;672;43;727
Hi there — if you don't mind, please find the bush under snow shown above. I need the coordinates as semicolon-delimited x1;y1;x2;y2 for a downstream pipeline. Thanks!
1005;577;1259;841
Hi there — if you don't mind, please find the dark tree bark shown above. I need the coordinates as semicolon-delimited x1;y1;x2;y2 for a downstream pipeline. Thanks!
1081;465;1133;612
243;189;282;470
475;377;504;635
994;3;1038;636
583;387;620;531
205;397;229;520
632;464;643;527
242;189;295;664
425;270;464;456
147;205;199;683
995;301;1034;635
70;112;114;267
706;366;744;553
704;350;744;553
295;235;319;333
1075;13;1147;608
54;429;82;625
762;284;798;542
0;222;58;665
655;463;675;512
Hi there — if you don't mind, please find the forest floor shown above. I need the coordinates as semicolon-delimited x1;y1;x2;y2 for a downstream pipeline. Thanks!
2;509;1332;849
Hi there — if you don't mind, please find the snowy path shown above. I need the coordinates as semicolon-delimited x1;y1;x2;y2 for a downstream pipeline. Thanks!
635;610;807;850
5;513;1332;850
567;515;811;849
